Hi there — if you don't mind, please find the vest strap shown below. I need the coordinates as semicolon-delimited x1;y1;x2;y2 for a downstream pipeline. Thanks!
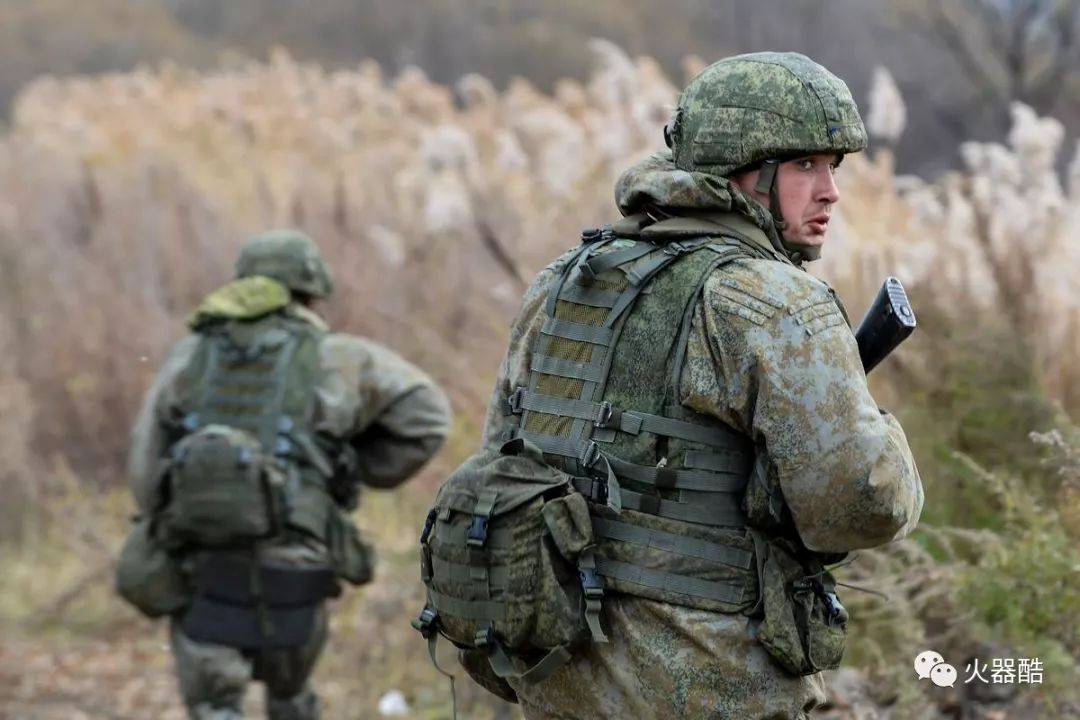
541;318;615;346
580;243;655;279
558;284;621;308
431;556;511;589
683;449;752;475
514;389;749;452
425;589;506;622
594;557;746;605
530;354;607;383
592;517;752;569
573;477;745;526
607;455;748;493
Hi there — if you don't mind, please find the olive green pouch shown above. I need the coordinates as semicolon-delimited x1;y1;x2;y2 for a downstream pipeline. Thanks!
326;506;375;586
754;534;848;676
115;517;191;618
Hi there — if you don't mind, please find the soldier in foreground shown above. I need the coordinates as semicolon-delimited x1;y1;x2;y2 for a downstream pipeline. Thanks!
119;230;451;720
420;52;923;719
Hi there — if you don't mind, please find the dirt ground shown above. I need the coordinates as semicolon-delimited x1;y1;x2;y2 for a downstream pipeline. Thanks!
1;625;195;720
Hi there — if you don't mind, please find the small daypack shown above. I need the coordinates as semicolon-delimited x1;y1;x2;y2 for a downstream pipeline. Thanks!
156;313;334;551
412;437;609;686
158;423;288;548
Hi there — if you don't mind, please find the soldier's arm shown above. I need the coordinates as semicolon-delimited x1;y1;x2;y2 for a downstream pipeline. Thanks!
323;335;452;489
702;262;923;553
127;336;198;513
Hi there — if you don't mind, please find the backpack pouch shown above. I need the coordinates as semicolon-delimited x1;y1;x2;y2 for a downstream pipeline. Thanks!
115;517;191;618
326;505;375;586
160;425;282;548
755;535;848;676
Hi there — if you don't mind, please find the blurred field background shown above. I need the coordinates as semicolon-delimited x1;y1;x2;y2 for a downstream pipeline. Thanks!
2;1;1080;719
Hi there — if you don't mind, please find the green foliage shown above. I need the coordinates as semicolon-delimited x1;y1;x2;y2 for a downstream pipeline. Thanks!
841;302;1080;715
954;447;1080;645
892;304;1062;529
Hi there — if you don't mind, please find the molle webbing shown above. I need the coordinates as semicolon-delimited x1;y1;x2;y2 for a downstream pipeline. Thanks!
185;318;331;477
509;230;759;612
510;235;753;519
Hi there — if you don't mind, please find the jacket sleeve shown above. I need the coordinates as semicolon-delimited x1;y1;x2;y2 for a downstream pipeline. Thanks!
127;336;198;513
701;262;924;553
321;335;452;489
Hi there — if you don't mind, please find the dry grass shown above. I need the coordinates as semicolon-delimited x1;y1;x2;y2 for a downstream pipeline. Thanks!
2;44;1079;718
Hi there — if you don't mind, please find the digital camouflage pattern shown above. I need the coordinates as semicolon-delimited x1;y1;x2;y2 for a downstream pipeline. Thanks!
669;52;867;178
128;274;452;720
480;152;922;719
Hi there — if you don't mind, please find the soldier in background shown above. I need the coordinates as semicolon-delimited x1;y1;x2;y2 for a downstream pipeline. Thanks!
122;229;452;720
474;52;924;719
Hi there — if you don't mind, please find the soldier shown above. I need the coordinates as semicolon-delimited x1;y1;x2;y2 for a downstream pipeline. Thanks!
472;52;924;718
123;229;452;720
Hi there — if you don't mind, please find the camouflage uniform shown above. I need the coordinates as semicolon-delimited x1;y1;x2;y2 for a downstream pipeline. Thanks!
128;230;452;720
476;53;923;720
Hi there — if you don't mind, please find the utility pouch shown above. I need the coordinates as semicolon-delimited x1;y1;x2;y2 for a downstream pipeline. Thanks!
114;516;191;618
326;505;375;586
753;534;848;676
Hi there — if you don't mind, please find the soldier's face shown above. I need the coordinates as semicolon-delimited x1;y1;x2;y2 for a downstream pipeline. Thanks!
732;153;841;250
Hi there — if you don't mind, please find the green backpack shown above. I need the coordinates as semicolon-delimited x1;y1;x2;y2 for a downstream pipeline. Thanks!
156;312;337;551
412;437;609;686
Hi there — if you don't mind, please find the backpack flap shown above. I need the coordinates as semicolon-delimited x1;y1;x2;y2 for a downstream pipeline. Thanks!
159;424;283;548
415;437;604;690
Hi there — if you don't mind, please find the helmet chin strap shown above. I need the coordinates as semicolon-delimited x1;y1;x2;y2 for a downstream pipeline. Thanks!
753;159;785;231
753;158;818;264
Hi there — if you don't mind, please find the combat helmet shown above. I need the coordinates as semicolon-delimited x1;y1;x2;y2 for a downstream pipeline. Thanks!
666;52;867;230
235;229;334;298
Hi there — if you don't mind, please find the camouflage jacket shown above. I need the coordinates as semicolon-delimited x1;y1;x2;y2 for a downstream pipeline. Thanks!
129;290;452;515
485;151;922;553
478;152;923;718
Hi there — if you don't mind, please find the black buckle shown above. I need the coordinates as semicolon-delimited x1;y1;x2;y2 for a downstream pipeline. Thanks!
594;401;613;429
580;568;604;599
507;386;525;415
820;590;847;627
466;515;489;547
584;477;608;505
419;509;436;545
411;607;438;637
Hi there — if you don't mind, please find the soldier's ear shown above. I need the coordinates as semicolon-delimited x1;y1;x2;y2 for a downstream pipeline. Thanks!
664;123;674;149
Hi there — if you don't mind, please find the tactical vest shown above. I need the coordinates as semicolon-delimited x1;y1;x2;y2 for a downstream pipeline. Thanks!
170;311;338;545
502;214;779;614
